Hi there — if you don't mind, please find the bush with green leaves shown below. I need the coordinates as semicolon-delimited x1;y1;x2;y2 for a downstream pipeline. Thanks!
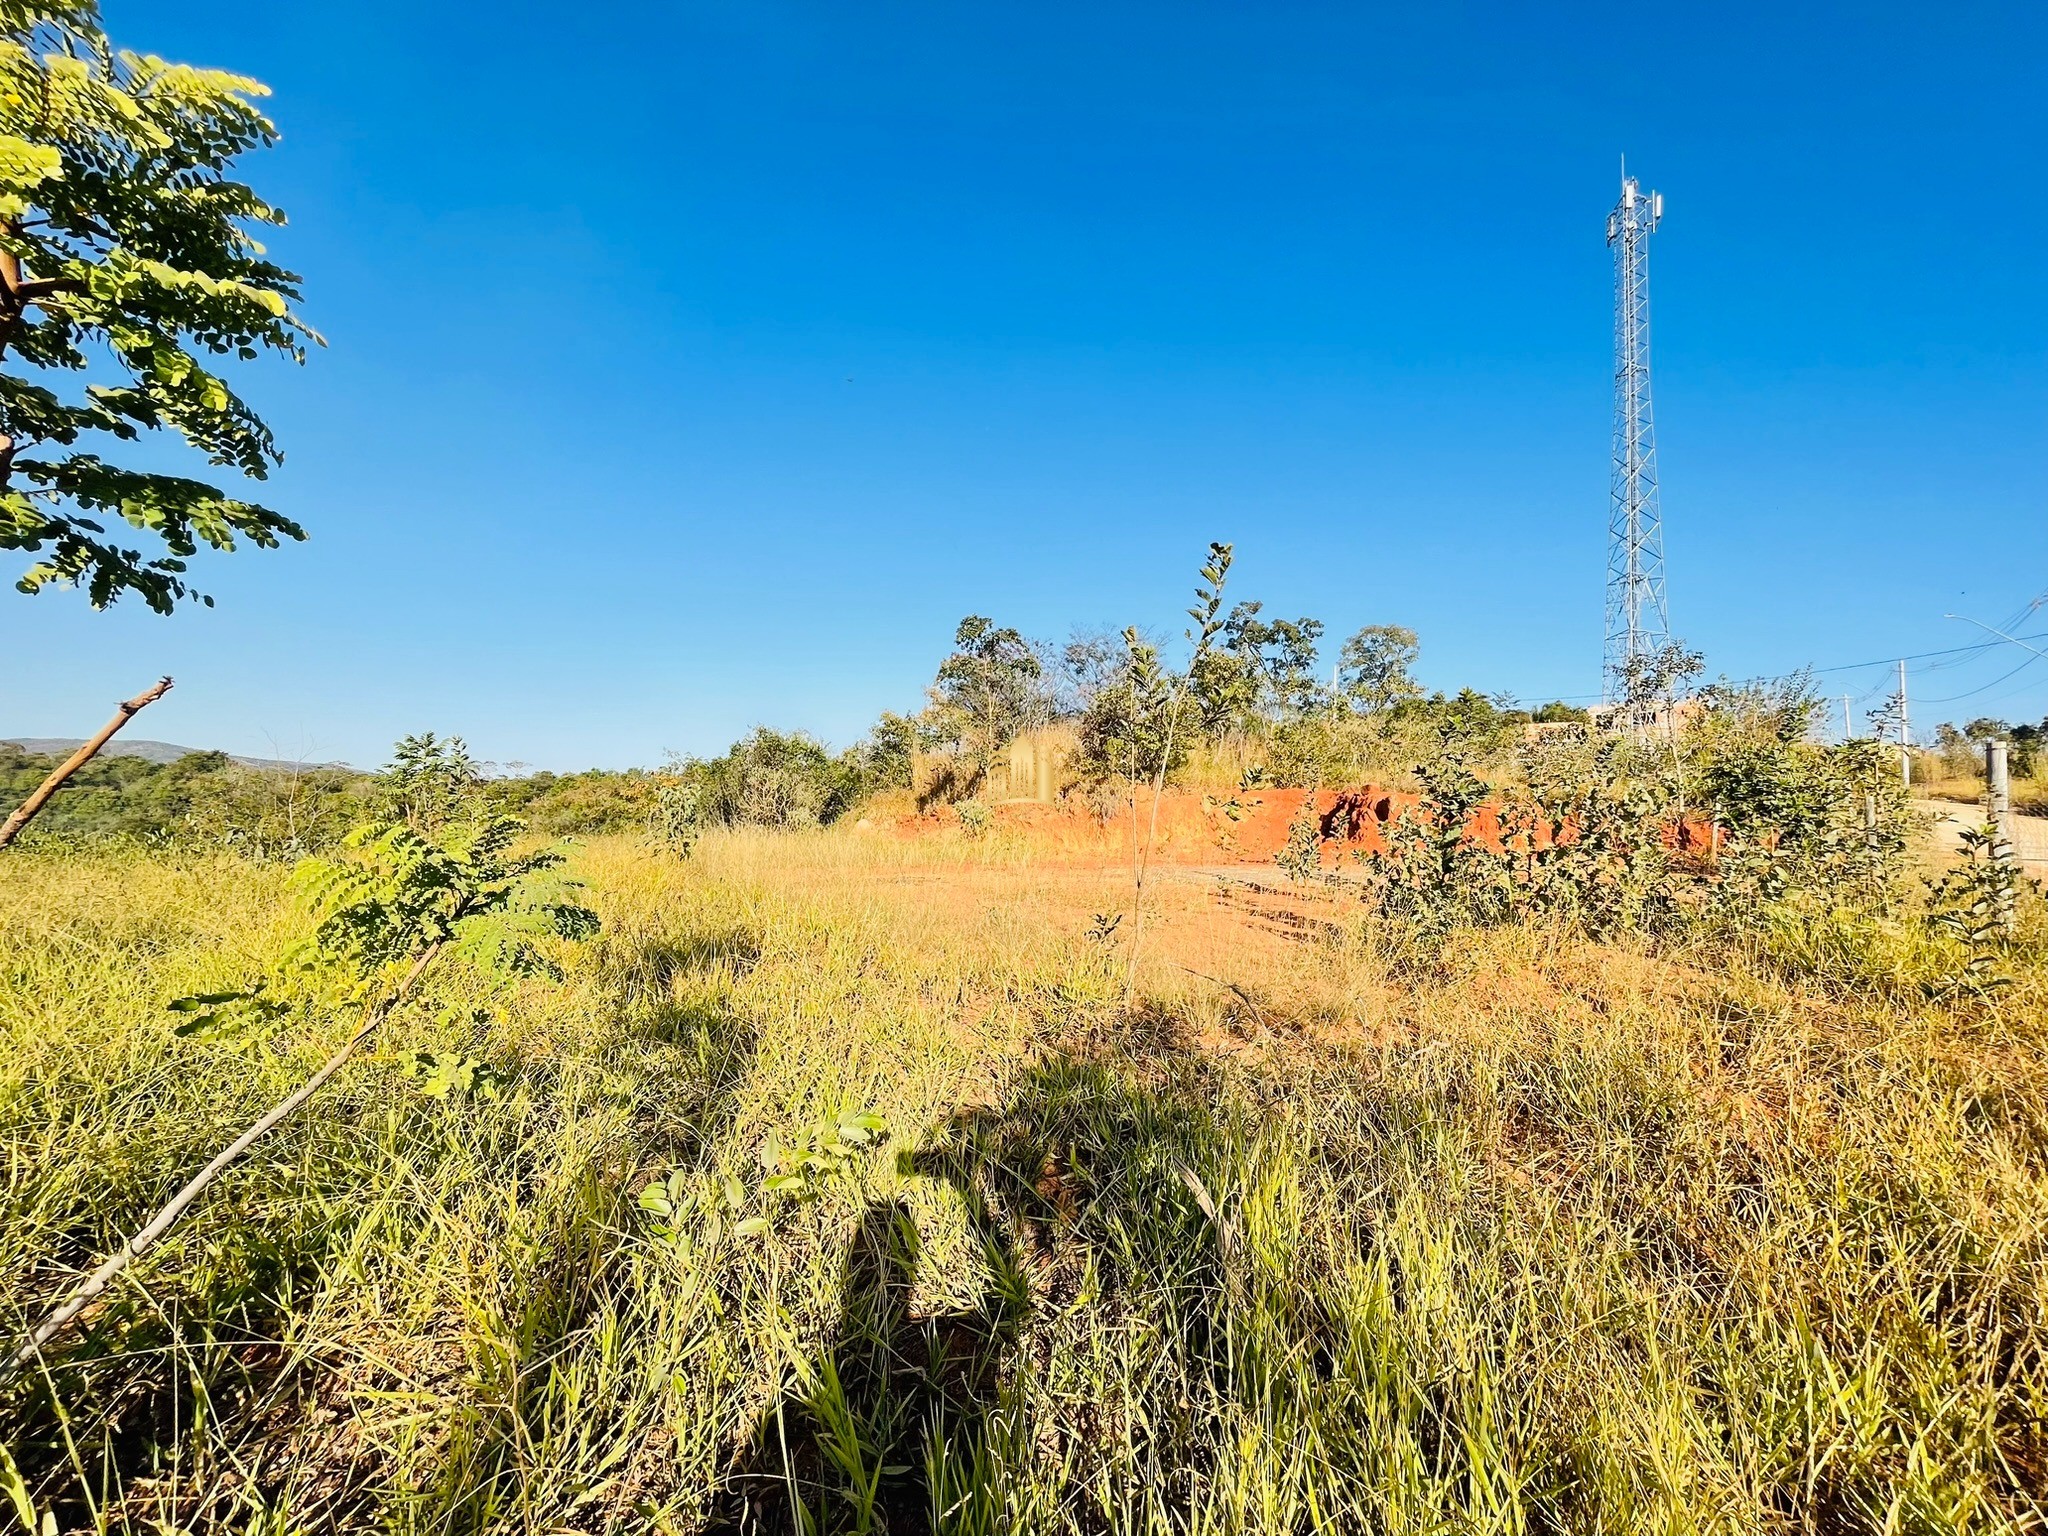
1067;545;1235;797
638;1108;888;1245
649;779;701;857
487;767;658;836
1259;688;1540;791
846;710;925;795
1504;745;1677;936
288;816;598;997
1353;703;1922;960
1689;705;1909;909
175;733;598;1025
408;1046;504;1102
1359;752;1527;938
15;734;600;1367
664;727;859;831
1356;743;1677;945
376;731;481;836
1924;823;2035;997
1074;626;1213;786
176;758;369;858
170;805;599;1041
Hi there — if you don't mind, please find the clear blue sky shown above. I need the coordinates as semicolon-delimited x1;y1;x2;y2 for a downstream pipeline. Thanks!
6;0;2044;769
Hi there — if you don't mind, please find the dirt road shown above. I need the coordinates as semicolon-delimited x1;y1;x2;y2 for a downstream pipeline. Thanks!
1915;798;2048;873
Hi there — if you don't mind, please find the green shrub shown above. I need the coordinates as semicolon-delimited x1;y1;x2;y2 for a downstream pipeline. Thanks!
666;728;858;831
649;782;702;858
491;769;656;836
1358;746;1674;944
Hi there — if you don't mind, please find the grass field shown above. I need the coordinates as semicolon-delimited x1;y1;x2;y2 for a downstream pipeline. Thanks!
4;828;2048;1533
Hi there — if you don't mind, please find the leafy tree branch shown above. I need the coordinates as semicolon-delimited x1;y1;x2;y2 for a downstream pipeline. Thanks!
0;2;316;612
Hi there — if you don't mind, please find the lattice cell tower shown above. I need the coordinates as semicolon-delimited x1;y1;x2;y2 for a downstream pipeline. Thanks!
1603;169;1669;712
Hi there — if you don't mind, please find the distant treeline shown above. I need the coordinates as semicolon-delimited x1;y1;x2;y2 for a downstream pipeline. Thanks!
0;743;666;853
0;744;369;854
645;610;1597;833
17;597;2038;853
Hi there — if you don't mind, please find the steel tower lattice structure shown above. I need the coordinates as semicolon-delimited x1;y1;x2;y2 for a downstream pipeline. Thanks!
1603;171;1669;717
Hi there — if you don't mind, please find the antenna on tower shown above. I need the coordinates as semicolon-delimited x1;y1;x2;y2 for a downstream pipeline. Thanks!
1603;165;1670;735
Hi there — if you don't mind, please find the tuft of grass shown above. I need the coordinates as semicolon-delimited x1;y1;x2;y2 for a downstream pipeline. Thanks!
3;831;2046;1532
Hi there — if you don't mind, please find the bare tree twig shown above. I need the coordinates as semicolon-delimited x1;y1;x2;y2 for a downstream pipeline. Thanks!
1;677;173;850
6;944;442;1376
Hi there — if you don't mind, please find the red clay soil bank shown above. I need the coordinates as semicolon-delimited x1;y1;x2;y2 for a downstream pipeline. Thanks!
896;787;1429;868
898;787;1715;870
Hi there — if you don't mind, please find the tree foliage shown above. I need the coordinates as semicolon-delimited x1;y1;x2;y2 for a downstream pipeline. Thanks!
1933;715;2044;777
377;732;481;836
1188;601;1324;732
664;727;859;831
1076;627;1190;784
285;732;597;993
855;710;923;793
165;735;599;1033
486;767;659;836
0;739;367;852
0;1;314;612
289;817;598;999
1076;544;1234;786
931;615;1047;777
1335;624;1421;716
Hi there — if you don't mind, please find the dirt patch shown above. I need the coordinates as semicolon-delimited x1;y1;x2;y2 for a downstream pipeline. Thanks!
895;787;1417;868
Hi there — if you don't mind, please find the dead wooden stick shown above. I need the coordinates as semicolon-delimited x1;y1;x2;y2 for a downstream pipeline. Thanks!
0;676;173;850
6;943;441;1376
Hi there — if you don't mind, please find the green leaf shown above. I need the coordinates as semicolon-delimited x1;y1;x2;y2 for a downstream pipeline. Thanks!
0;1441;40;1530
166;988;250;1012
0;133;60;189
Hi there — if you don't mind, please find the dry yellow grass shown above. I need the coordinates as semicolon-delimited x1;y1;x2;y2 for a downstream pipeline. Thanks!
3;830;2047;1532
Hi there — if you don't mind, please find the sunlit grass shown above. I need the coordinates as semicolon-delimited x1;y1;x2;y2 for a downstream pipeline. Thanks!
3;832;2046;1532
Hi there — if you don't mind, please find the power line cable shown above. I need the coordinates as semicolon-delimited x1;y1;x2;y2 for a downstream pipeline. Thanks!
1499;628;2048;707
1805;629;2048;677
1917;652;2043;706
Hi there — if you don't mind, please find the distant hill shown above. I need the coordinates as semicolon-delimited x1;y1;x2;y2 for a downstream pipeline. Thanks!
2;738;349;772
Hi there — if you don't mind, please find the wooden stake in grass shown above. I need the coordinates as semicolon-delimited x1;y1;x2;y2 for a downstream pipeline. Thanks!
6;946;438;1375
0;676;173;850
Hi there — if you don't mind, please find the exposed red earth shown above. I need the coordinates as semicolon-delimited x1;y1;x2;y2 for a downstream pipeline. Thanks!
893;786;1722;870
894;787;1416;867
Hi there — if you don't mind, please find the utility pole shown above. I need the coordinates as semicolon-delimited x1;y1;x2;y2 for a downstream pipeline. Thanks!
1897;659;1912;788
1986;738;2017;931
1603;166;1670;737
1841;695;1853;743
1987;739;2014;841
